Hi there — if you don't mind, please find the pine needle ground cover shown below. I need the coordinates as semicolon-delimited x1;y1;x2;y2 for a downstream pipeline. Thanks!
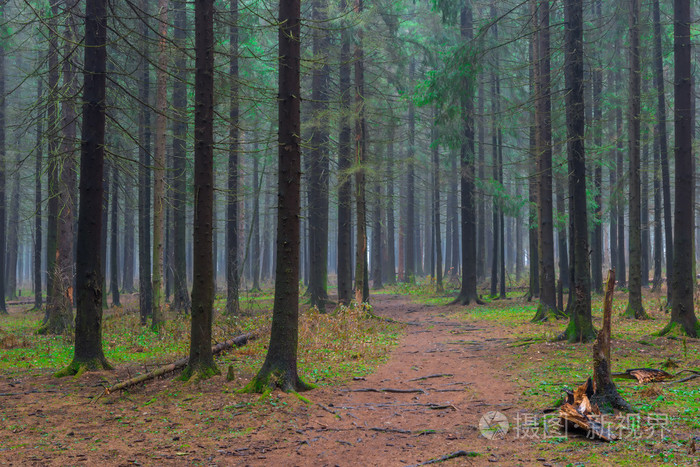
0;290;402;465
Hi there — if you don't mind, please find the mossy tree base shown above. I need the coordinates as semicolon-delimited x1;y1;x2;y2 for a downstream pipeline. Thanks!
37;313;73;336
178;364;220;383
590;384;634;414
656;320;700;338
55;357;113;378
242;366;315;394
531;303;566;323
623;305;649;320
559;319;596;343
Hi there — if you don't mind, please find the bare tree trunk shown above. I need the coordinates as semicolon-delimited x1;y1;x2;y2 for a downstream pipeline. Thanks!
171;0;190;313
432;108;443;292
151;0;168;330
57;0;112;374
591;0;603;294
122;182;135;293
245;0;310;392
181;0;218;380
41;0;80;332
34;72;43;309
307;0;330;309
652;0;673;303
354;0;368;304
454;3;480;306
533;0;559;320
404;59;416;283
226;0;240;315
562;0;594;342
625;0;646;319
110;163;120;306
663;0;698;336
385;123;396;285
138;0;153;325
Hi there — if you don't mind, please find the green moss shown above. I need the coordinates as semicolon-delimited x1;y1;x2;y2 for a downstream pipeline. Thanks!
54;357;113;378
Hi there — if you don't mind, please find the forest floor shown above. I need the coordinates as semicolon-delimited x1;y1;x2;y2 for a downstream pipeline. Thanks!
1;287;700;466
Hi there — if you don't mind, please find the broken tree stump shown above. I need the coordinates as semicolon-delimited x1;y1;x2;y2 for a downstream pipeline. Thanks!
558;378;617;441
96;332;255;399
591;269;633;412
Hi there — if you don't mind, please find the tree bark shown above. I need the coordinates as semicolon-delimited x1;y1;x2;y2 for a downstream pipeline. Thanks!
354;0;369;304
652;0;673;303
41;0;80;333
432;108;443;292
562;0;594;342
34;72;43;309
590;0;603;294
138;0;153;325
625;0;647;319
110;163;120;307
307;0;330;309
57;0;111;375
385;123;396;285
171;0;190;313
532;0;559;321
336;0;353;305
226;0;240;315
151;0;168;330
245;0;310;392
405;59;416;283
662;0;698;337
181;0;219;381
44;1;60;321
454;3;480;306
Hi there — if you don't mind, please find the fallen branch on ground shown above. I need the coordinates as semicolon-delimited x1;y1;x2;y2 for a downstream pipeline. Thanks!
405;450;478;466
408;373;453;382
612;368;674;383
347;388;426;394
96;333;255;400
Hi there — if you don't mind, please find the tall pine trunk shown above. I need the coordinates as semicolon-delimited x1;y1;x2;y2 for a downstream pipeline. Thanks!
138;0;153;325
181;0;218;380
652;0;673;303
226;0;240;315
662;0;698;336
354;0;368;304
625;0;647;319
151;0;168;330
172;0;190;313
454;3;480;306
245;0;310;392
533;0;559;320
58;0;111;375
562;0;594;342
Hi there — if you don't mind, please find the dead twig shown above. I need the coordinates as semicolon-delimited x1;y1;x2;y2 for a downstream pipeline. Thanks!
347;388;426;394
408;373;453;382
405;450;478;466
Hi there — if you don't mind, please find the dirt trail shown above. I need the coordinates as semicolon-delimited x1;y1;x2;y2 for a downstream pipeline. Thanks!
241;295;543;466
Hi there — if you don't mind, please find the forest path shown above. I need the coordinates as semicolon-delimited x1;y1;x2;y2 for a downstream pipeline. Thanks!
248;294;546;466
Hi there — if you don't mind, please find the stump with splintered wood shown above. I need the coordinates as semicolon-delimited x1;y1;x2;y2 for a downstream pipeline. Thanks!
590;269;633;413
558;378;617;441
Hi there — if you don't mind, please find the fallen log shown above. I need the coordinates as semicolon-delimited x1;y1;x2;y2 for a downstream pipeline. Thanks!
612;368;674;383
96;332;255;399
